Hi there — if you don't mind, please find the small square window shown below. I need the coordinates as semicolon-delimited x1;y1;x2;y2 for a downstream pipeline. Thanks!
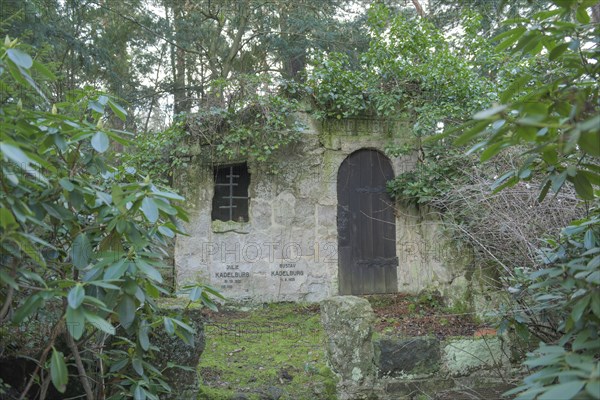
212;163;250;222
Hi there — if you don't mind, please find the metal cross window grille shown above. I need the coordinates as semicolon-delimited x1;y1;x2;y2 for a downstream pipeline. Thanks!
212;164;250;222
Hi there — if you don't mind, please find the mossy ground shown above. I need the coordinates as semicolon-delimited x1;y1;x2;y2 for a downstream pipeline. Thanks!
197;302;337;400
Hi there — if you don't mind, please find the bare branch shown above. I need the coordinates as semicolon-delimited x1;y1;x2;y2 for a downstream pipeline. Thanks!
65;330;95;400
412;0;426;17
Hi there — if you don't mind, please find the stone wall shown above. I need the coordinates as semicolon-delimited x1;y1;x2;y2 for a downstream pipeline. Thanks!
175;113;473;303
321;296;514;399
321;296;377;399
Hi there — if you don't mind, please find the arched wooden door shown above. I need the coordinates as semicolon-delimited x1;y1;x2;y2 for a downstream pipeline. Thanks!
337;149;398;295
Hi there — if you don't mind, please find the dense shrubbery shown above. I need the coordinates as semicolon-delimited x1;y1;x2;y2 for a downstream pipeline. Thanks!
187;76;305;163
306;4;489;129
122;118;190;187
502;213;599;399
452;2;599;398
0;39;220;399
124;75;305;180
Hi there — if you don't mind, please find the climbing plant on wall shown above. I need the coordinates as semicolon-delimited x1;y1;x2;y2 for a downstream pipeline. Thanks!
305;4;495;205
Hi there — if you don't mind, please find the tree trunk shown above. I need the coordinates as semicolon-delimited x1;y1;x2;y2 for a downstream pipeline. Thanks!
279;4;307;82
412;0;425;17
592;3;600;24
221;2;249;80
172;0;189;115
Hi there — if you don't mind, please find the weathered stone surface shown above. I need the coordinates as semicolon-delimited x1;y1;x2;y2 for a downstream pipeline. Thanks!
374;336;440;377
394;204;473;304
154;307;205;399
212;220;251;234
175;114;473;304
292;199;315;229
442;336;510;377
321;296;376;399
273;191;296;226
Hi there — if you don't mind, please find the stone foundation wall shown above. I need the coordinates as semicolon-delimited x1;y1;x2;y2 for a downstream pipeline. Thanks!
321;296;515;399
175;114;473;303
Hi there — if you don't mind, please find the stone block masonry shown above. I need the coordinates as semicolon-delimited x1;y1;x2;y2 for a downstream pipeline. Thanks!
175;114;475;303
375;337;440;377
321;296;515;399
320;296;377;400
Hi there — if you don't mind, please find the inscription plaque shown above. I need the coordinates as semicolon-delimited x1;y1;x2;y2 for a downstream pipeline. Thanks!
271;263;305;282
215;264;250;289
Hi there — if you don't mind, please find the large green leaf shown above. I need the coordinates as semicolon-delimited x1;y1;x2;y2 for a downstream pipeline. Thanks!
0;142;35;167
0;208;17;229
72;233;92;269
132;358;144;376
188;286;202;302
141;197;159;223
151;188;185;201
88;100;105;114
136;259;162;283
571;294;590;322
163;317;175;335
549;43;569;61
588;255;600;270
154;198;177;215
472;104;507;120
50;348;68;393
133;385;147;400
586;381;600;398
91;131;109;153
19;237;46;267
158;225;174;238
59;178;75;191
495;26;526;51
112;184;125;210
103;259;128;280
138;320;150;351
578;130;600;157
454;120;491;146
87;280;121;290
7;62;47;100
66;306;85;340
0;269;18;290
172;318;195;334
539;381;585;400
575;6;590;24
6;48;33;69
583;229;595;249
67;284;85;309
572;172;594;200
12;294;43;324
83;310;116;335
99;230;123;253
117;295;136;329
108;99;127;121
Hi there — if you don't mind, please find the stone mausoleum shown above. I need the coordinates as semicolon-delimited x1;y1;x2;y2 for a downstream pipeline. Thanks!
174;110;474;304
